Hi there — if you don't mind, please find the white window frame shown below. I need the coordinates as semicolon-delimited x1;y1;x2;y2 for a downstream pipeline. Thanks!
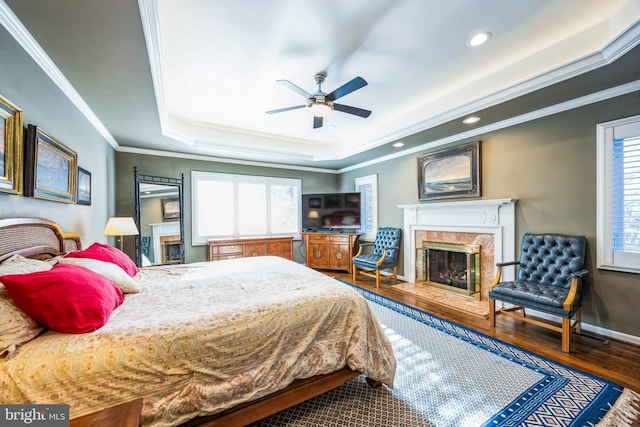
355;174;378;241
191;171;301;245
596;114;640;274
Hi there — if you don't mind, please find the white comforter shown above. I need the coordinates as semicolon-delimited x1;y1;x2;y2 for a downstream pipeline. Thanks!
0;257;396;426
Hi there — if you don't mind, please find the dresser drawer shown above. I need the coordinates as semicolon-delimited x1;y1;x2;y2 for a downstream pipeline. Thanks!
268;241;289;251
329;235;350;243
215;244;243;255
211;254;243;261
307;234;330;243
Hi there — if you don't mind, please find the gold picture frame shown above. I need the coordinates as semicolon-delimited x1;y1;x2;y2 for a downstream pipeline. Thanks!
0;94;24;195
24;125;78;203
417;141;481;201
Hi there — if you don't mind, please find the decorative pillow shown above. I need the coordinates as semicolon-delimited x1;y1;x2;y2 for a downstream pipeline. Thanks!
57;257;142;293
0;254;53;275
0;285;44;356
0;264;125;334
65;242;139;277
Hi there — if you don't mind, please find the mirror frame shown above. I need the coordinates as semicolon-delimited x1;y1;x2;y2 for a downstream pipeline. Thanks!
134;166;185;267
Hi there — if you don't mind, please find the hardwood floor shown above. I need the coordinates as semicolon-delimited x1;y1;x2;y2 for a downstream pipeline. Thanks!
331;272;640;393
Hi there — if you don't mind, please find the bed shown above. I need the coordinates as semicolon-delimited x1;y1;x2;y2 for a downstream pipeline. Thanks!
0;217;396;426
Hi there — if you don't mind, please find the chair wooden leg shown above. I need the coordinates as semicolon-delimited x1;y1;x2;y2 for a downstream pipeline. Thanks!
352;265;357;283
575;310;582;334
562;317;571;353
375;270;381;288
489;298;496;327
392;267;397;284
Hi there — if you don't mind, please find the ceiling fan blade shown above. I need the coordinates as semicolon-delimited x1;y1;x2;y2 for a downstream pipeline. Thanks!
326;76;367;101
277;79;312;98
333;103;372;118
266;105;306;114
313;116;323;129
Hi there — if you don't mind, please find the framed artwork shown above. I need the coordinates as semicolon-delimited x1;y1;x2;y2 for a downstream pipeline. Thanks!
308;197;322;208
324;195;342;208
162;198;180;220
24;125;78;203
417;141;481;201
77;166;92;205
0;94;23;195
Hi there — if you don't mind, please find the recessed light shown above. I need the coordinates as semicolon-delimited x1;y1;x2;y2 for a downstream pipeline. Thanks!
468;32;491;47
463;116;481;125
392;142;405;148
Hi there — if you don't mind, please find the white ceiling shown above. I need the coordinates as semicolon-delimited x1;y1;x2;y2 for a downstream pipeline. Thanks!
3;0;640;169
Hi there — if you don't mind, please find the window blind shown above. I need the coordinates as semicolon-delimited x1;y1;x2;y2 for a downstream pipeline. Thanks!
612;136;640;253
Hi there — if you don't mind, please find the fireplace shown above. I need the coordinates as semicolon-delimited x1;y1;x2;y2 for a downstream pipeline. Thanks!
163;240;182;264
423;241;480;298
400;199;517;303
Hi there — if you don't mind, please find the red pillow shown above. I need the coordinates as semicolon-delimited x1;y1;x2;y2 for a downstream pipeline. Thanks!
0;264;124;334
65;242;139;277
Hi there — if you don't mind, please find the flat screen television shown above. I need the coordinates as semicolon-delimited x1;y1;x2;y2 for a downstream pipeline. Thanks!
302;192;361;231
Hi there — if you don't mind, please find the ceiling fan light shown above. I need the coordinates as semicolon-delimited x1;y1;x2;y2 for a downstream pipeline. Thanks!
307;101;332;117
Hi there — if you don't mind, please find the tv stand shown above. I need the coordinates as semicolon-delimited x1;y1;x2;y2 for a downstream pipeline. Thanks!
301;232;359;274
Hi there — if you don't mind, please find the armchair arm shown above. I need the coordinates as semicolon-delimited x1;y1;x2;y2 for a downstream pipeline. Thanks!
569;269;589;279
563;269;589;310
495;260;520;268
489;260;520;291
353;242;374;259
375;246;399;267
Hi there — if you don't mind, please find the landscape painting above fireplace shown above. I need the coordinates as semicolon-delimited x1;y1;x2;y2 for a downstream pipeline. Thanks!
417;141;481;201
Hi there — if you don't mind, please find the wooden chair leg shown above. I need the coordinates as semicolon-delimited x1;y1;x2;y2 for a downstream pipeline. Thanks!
562;317;571;353
575;310;582;334
375;269;381;288
352;264;357;283
489;298;496;327
392;266;397;284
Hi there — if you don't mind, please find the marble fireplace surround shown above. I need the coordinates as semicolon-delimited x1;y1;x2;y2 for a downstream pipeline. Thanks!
399;199;517;301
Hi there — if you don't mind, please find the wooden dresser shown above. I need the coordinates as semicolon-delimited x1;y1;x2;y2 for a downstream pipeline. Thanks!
207;237;294;261
301;232;360;273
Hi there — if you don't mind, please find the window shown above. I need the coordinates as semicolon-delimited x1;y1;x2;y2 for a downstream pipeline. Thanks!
355;174;378;241
596;115;640;273
192;171;301;244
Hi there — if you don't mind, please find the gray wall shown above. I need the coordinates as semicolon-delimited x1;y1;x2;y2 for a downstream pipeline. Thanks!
0;25;115;242
340;92;640;338
115;152;339;264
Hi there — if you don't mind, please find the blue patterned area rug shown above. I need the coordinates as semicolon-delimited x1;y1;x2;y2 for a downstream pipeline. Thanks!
253;284;640;427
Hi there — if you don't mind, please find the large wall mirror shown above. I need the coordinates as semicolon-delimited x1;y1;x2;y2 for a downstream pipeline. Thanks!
134;167;185;267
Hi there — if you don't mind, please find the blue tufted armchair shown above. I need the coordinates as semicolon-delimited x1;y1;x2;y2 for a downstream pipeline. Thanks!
352;227;401;288
488;233;589;353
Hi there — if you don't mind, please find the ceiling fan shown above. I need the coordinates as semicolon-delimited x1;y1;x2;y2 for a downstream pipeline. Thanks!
266;71;371;129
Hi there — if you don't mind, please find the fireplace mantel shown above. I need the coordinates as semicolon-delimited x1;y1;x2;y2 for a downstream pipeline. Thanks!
399;199;517;283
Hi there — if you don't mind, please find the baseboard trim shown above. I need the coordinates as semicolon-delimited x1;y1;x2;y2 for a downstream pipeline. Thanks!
528;308;640;347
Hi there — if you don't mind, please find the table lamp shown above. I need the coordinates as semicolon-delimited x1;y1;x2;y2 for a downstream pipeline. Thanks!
103;217;139;251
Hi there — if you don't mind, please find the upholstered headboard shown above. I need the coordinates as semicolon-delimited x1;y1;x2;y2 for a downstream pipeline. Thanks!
0;218;82;262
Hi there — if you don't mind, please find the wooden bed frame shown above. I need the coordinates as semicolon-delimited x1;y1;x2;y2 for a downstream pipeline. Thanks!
0;217;372;426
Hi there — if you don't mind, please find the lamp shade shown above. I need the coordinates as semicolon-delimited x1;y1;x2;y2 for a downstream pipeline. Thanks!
103;217;139;237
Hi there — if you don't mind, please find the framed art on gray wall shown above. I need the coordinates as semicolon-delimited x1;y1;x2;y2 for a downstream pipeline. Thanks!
0;94;23;195
24;124;78;203
417;141;481;201
77;166;91;205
